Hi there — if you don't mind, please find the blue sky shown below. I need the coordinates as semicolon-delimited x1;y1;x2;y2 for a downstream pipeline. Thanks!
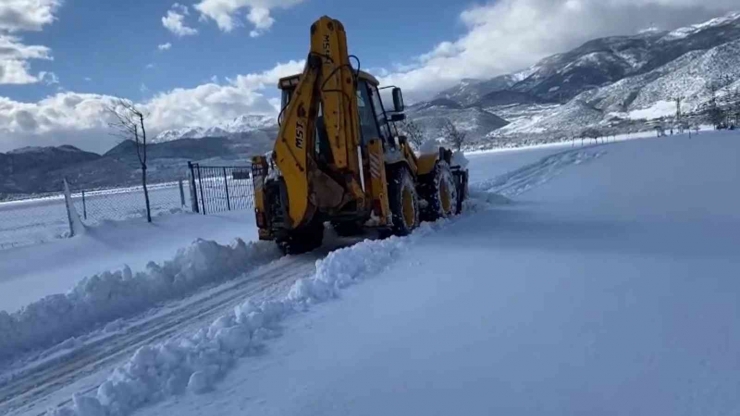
0;0;737;152
3;0;468;104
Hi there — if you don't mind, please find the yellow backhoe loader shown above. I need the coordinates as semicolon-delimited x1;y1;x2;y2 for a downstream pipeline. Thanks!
251;16;468;254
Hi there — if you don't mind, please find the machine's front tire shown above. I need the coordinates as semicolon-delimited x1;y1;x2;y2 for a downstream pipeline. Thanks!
423;161;458;221
277;221;324;255
388;166;419;236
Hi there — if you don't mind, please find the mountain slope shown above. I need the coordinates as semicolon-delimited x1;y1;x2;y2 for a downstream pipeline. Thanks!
407;100;509;138
153;114;276;143
416;11;740;139
0;146;102;195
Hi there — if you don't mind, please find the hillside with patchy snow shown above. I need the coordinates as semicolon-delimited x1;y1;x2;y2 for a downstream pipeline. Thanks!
421;11;740;139
153;114;276;143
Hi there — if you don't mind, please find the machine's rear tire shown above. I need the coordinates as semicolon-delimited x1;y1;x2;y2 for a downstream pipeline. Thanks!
388;166;419;236
277;221;324;255
424;161;458;221
454;168;469;214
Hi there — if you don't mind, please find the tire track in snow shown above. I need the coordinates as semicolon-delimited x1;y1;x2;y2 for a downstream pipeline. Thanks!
471;148;605;197
0;248;337;416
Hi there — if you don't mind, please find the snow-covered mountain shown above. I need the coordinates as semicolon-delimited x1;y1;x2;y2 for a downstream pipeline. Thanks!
419;11;740;140
406;98;509;139
149;11;740;149
153;114;276;143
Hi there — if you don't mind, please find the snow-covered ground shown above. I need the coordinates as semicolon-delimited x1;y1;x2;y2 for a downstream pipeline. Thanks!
0;211;259;313
2;131;739;416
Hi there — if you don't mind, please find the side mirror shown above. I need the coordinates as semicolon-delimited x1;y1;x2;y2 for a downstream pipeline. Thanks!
389;113;406;122
392;87;405;112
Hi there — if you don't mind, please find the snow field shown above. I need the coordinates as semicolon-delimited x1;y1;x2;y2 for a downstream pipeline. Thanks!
44;145;599;416
0;238;281;363
123;131;738;416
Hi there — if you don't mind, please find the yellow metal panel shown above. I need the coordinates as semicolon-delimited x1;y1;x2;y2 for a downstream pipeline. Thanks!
272;60;318;228
251;156;271;240
311;16;364;202
251;156;267;214
367;139;390;225
416;153;439;176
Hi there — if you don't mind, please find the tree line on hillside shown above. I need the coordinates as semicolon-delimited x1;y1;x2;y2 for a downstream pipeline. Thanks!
400;118;467;152
703;77;740;130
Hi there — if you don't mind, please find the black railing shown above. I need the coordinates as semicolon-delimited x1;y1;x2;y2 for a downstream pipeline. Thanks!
188;162;254;215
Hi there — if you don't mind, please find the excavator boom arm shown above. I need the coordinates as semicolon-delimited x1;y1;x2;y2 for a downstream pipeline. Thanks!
270;16;364;229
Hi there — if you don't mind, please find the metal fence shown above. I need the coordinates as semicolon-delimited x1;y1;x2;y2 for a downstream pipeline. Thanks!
188;162;254;215
0;179;190;250
73;181;189;226
0;162;257;250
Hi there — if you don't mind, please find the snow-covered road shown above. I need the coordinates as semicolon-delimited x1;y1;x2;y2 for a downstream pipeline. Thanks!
5;132;739;416
2;245;338;416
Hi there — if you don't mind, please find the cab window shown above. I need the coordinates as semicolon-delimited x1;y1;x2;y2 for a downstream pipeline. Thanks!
357;81;381;144
369;86;391;140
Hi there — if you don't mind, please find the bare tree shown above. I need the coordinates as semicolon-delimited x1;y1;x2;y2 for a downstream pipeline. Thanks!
107;98;152;223
729;87;740;128
399;118;425;149
581;127;602;144
705;80;727;129
440;118;466;151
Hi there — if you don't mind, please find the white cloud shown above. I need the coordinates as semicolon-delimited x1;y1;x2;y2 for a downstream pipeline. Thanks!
194;0;302;33
84;77;91;82
246;7;274;37
145;59;303;130
380;0;740;100
0;0;60;32
0;33;52;84
0;1;59;85
39;71;58;85
0;59;37;84
162;3;198;37
0;59;305;152
158;42;172;51
146;63;155;69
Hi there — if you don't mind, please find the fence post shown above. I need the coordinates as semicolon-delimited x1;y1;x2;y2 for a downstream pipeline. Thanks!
82;190;87;220
62;178;84;237
223;167;231;211
197;164;206;215
178;179;186;207
63;178;75;237
188;162;199;213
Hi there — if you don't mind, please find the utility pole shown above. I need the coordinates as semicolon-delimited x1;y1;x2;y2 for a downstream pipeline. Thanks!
672;96;684;134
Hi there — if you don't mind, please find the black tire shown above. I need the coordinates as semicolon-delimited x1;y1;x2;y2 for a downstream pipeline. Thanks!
277;221;324;255
332;220;364;237
388;166;419;236
424;161;459;221
455;169;469;214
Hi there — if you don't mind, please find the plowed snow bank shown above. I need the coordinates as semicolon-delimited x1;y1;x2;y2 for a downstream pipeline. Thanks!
0;239;281;362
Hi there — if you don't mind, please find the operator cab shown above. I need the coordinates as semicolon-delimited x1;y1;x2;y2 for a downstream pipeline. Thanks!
277;71;406;150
